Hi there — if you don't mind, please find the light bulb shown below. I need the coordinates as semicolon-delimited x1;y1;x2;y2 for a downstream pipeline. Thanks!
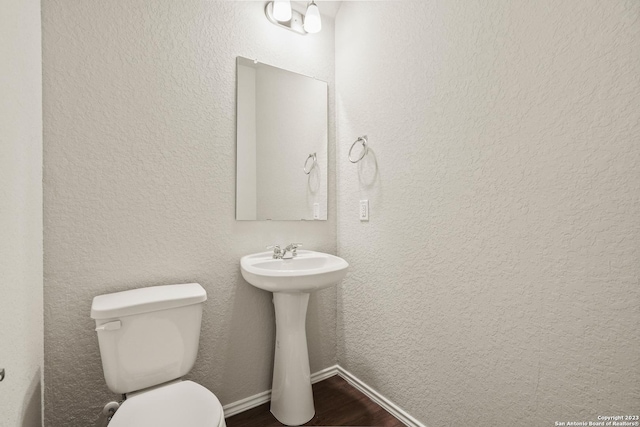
304;1;322;33
272;0;292;22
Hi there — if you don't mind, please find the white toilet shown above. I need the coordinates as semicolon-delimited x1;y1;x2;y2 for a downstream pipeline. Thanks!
90;283;226;427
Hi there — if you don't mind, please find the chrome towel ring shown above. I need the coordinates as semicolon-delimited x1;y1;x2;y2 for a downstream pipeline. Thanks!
348;136;368;163
303;152;317;174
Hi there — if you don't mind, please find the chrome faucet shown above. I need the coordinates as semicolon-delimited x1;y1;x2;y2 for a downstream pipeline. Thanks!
267;245;284;259
284;243;303;258
267;243;303;259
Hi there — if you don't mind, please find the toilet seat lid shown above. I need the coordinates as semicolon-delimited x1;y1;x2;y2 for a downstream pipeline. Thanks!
109;381;223;427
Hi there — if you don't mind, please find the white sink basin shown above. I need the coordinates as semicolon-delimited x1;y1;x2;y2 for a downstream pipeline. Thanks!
239;249;349;425
240;250;349;293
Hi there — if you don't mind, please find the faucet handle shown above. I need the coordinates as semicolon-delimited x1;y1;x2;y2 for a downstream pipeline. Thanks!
287;243;303;256
267;245;283;259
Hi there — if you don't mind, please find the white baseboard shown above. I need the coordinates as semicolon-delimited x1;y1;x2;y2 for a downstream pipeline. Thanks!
222;388;271;418
311;364;341;384
335;366;426;427
222;365;426;427
222;365;339;418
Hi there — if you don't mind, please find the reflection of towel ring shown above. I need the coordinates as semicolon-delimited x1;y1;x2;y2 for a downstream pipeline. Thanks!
303;153;317;175
348;136;368;163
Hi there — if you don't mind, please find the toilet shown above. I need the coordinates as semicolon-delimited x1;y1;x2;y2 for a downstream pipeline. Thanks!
90;283;226;427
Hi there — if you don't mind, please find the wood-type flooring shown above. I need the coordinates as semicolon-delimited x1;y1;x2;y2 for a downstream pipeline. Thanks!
226;375;404;427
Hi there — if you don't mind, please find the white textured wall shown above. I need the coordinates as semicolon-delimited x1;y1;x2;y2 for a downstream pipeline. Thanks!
336;1;640;426
42;1;335;426
0;0;43;425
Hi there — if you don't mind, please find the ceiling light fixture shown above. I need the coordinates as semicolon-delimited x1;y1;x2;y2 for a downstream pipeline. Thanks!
272;0;292;22
265;1;322;35
303;1;321;34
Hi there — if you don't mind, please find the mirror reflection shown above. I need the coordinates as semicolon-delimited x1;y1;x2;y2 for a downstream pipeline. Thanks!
236;57;328;221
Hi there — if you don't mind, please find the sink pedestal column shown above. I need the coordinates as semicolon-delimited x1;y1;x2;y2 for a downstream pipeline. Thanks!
270;292;314;426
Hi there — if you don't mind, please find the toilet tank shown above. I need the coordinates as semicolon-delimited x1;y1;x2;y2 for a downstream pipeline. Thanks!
90;283;207;394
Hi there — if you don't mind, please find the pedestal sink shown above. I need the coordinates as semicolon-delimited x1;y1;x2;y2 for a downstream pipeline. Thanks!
240;250;349;426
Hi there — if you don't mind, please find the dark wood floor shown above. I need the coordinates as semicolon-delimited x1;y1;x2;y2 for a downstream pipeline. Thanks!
226;375;403;427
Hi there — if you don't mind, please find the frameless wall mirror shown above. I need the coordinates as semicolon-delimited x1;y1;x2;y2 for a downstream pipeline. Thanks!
236;57;328;221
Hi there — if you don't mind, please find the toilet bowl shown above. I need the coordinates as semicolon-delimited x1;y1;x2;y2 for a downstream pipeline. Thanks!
108;381;225;427
91;283;225;426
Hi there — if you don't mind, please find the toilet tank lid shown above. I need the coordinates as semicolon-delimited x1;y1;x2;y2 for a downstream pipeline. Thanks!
91;283;207;320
